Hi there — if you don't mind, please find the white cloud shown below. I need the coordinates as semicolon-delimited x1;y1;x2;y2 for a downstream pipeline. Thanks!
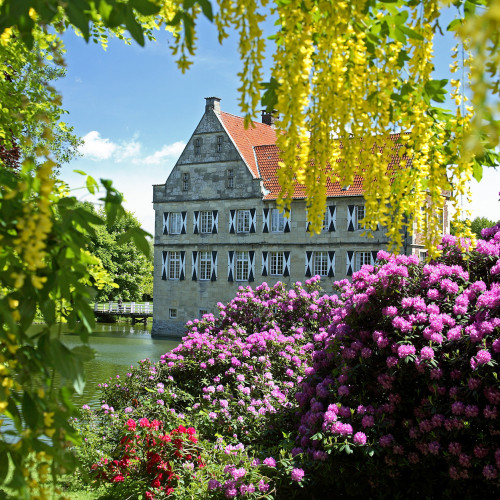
79;131;184;167
79;131;117;160
115;140;142;162
142;141;186;165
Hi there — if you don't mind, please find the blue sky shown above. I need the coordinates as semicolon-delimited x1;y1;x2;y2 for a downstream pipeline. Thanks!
56;17;500;236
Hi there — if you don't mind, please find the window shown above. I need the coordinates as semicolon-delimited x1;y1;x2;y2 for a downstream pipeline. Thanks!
199;309;209;317
237;210;251;233
419;251;428;264
270;251;284;276
271;209;285;233
313;251;329;276
227;169;234;189
322;209;329;231
194;138;201;155
182;173;190;191
355;251;371;272
200;211;213;234
217;136;223;152
169;212;183;234
199;251;212;280
168;251;181;280
235;251;249;281
169;308;177;319
355;206;365;230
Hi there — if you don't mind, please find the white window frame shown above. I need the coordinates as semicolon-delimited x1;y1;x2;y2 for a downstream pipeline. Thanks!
237;210;251;233
169;308;177;319
313;251;329;276
200;211;213;234
355;205;365;230
227;169;234;189
194;137;201;155
270;209;285;233
270;251;284;276
235;251;249;281
322;209;329;231
169;212;183;235
168;251;181;280
355;251;371;272
182;173;190;191
199;251;212;281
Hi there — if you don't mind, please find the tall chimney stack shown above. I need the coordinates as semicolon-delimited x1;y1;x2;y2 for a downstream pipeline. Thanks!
205;97;221;115
261;109;277;127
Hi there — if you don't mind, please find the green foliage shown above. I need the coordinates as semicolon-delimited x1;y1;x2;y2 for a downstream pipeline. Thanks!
470;216;499;239
81;202;153;302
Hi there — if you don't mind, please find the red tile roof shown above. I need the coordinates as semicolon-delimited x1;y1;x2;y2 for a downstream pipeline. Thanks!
220;111;408;199
220;112;277;178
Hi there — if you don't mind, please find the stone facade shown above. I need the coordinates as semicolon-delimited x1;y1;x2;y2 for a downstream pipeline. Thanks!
151;97;447;338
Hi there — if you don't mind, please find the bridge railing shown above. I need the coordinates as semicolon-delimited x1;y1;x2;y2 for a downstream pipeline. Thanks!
93;302;153;314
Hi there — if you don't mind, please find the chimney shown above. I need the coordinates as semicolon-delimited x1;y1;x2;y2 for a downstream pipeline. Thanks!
205;97;221;115
261;109;278;127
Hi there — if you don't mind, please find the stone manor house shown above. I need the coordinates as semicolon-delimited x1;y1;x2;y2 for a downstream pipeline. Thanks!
151;97;448;337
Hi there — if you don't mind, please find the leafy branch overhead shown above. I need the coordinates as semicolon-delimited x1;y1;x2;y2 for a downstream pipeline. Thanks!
1;0;500;253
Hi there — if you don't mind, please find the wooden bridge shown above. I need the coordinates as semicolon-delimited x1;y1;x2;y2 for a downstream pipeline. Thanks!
93;302;153;325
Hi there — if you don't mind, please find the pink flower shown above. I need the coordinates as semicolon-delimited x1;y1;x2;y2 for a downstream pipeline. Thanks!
139;418;150;428
420;346;434;360
476;349;492;365
126;419;136;431
353;432;367;445
291;468;305;482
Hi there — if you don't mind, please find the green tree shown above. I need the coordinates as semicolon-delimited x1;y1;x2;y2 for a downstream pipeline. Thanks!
470;216;499;239
85;204;153;302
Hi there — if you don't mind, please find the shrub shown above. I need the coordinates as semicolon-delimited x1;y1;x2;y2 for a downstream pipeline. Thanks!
294;231;500;498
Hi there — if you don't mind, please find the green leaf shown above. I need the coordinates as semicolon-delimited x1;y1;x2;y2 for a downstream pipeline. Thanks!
71;344;96;363
0;449;9;485
398;25;424;41
130;0;161;16
65;0;92;41
22;392;39;430
472;161;483;182
125;6;145;46
261;77;280;112
117;227;152;256
86;175;99;195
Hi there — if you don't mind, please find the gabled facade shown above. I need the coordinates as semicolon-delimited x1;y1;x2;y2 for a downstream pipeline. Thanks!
152;97;448;337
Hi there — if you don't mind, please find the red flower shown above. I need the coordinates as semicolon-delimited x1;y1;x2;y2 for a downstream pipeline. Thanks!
126;419;136;431
186;427;196;435
112;474;125;482
139;417;150;428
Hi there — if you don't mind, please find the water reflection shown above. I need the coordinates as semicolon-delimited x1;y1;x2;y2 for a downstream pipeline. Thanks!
52;323;180;408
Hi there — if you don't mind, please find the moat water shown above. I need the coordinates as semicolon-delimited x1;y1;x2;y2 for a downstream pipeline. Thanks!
43;323;180;408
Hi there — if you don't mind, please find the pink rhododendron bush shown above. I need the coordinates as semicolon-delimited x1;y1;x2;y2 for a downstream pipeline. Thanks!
74;227;500;498
295;227;500;498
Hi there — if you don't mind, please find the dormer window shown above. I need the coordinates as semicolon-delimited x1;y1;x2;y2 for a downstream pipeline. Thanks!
217;136;223;152
182;173;190;191
194;137;201;155
227;169;234;189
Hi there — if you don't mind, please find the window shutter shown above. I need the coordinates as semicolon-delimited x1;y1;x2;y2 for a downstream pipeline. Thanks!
284;209;291;233
228;251;234;281
283;251;291;277
181;211;187;234
212;210;218;234
346;250;354;276
371;250;378;266
249;209;256;233
306;221;311;232
248;251;255;281
162;251;168;280
211;251;217;281
329;206;336;232
163;213;169;235
192;251;198;281
229;210;236;234
193;211;200;234
180;251;186;280
262;251;268;276
305;251;313;277
262;208;269;233
347;206;355;232
328;251;336;278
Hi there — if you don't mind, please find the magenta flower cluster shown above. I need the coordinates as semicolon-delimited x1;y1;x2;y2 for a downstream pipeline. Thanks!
294;229;500;496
